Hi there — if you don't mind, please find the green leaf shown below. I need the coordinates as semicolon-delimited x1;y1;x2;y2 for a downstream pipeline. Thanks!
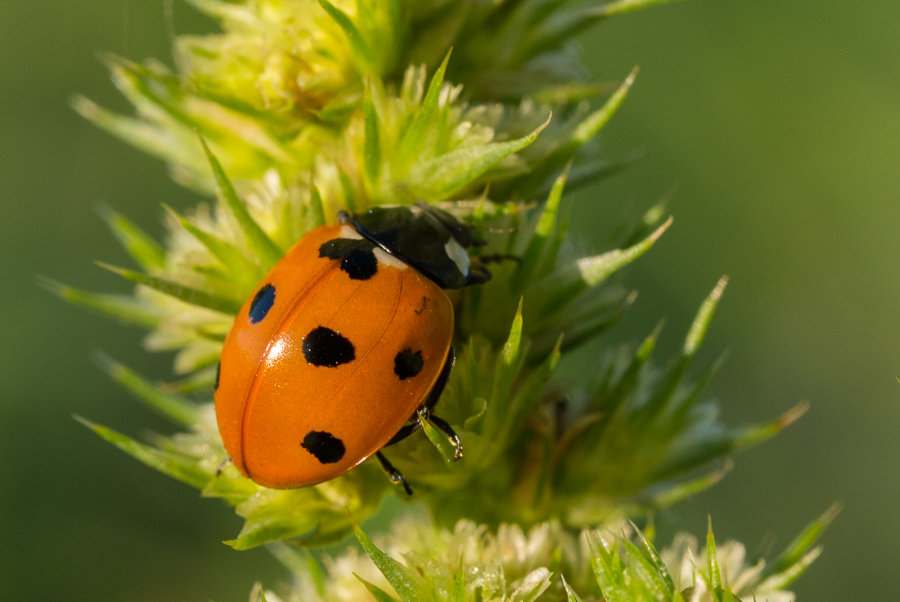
632;523;676;594
482;300;525;441
104;55;196;130
340;170;358;211
357;577;400;602
578;216;671;287
363;83;382;185
732;402;809;451
97;205;166;270
706;517;722;593
512;164;569;291
570;67;638;149
75;416;211;488
599;323;662;419
620;537;674;600
309;186;327;229
268;543;328;597
509;567;552;601
519;332;562;396
589;0;683;18
72;96;189;168
648;464;730;509
93;352;200;426
399;50;451;162
197;135;283;267
353;522;426;602
521;68;637;190
37;277;160;328
100;56;292;167
408;116;550;201
552;293;635;356
97;261;243;314
451;557;465;602
254;583;269;602
163;204;261;286
683;276;728;356
755;548;823;596
318;0;373;70
589;533;630;602
758;504;840;590
226;492;320;550
561;575;585;602
538;216;671;313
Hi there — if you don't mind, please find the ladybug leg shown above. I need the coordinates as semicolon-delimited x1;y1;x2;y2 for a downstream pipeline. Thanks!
384;421;421;446
375;451;413;497
418;409;463;462
215;457;233;476
466;253;521;286
384;347;462;462
478;253;522;266
464;265;492;286
385;346;456;446
384;348;463;461
418;348;463;461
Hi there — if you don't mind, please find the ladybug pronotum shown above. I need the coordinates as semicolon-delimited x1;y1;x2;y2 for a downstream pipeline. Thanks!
214;204;489;495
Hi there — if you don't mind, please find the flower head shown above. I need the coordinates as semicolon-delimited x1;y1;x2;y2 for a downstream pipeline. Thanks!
53;0;827;587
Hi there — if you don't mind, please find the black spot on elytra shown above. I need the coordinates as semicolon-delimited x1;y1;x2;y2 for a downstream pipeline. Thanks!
394;348;424;380
214;361;220;391
301;430;345;464
319;238;378;280
340;247;377;280
303;326;355;367
248;283;276;324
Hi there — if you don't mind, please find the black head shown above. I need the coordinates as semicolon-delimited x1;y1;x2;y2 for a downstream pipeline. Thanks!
341;203;487;289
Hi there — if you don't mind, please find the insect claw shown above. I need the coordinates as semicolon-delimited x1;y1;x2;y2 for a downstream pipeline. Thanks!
216;457;233;476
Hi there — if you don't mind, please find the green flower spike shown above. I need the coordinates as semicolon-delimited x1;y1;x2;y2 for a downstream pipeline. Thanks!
249;506;838;601
56;0;832;598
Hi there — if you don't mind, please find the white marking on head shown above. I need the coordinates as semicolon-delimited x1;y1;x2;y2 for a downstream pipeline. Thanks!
339;225;364;239
373;248;408;269
444;238;470;276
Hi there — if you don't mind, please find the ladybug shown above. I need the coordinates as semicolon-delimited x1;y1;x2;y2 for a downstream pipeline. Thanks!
214;203;489;495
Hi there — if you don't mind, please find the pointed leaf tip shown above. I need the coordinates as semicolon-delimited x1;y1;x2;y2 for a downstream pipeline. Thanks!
409;115;550;201
706;516;722;591
196;133;283;267
354;523;422;601
683;275;728;356
570;67;637;147
91;351;200;426
75;417;211;488
758;503;840;591
503;298;525;364
778;400;810;429
37;276;161;327
317;0;373;68
73;414;97;432
577;216;672;286
96;261;243;315
97;204;167;270
362;85;381;184
561;575;585;602
734;401;808;451
593;0;683;18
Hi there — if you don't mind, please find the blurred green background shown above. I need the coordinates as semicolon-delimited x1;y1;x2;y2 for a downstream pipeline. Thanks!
1;1;897;599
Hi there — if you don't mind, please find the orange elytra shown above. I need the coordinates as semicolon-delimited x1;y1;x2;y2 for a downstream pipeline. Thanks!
214;204;490;493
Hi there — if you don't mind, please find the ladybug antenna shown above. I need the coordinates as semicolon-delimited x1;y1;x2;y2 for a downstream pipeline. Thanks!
477;252;522;266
